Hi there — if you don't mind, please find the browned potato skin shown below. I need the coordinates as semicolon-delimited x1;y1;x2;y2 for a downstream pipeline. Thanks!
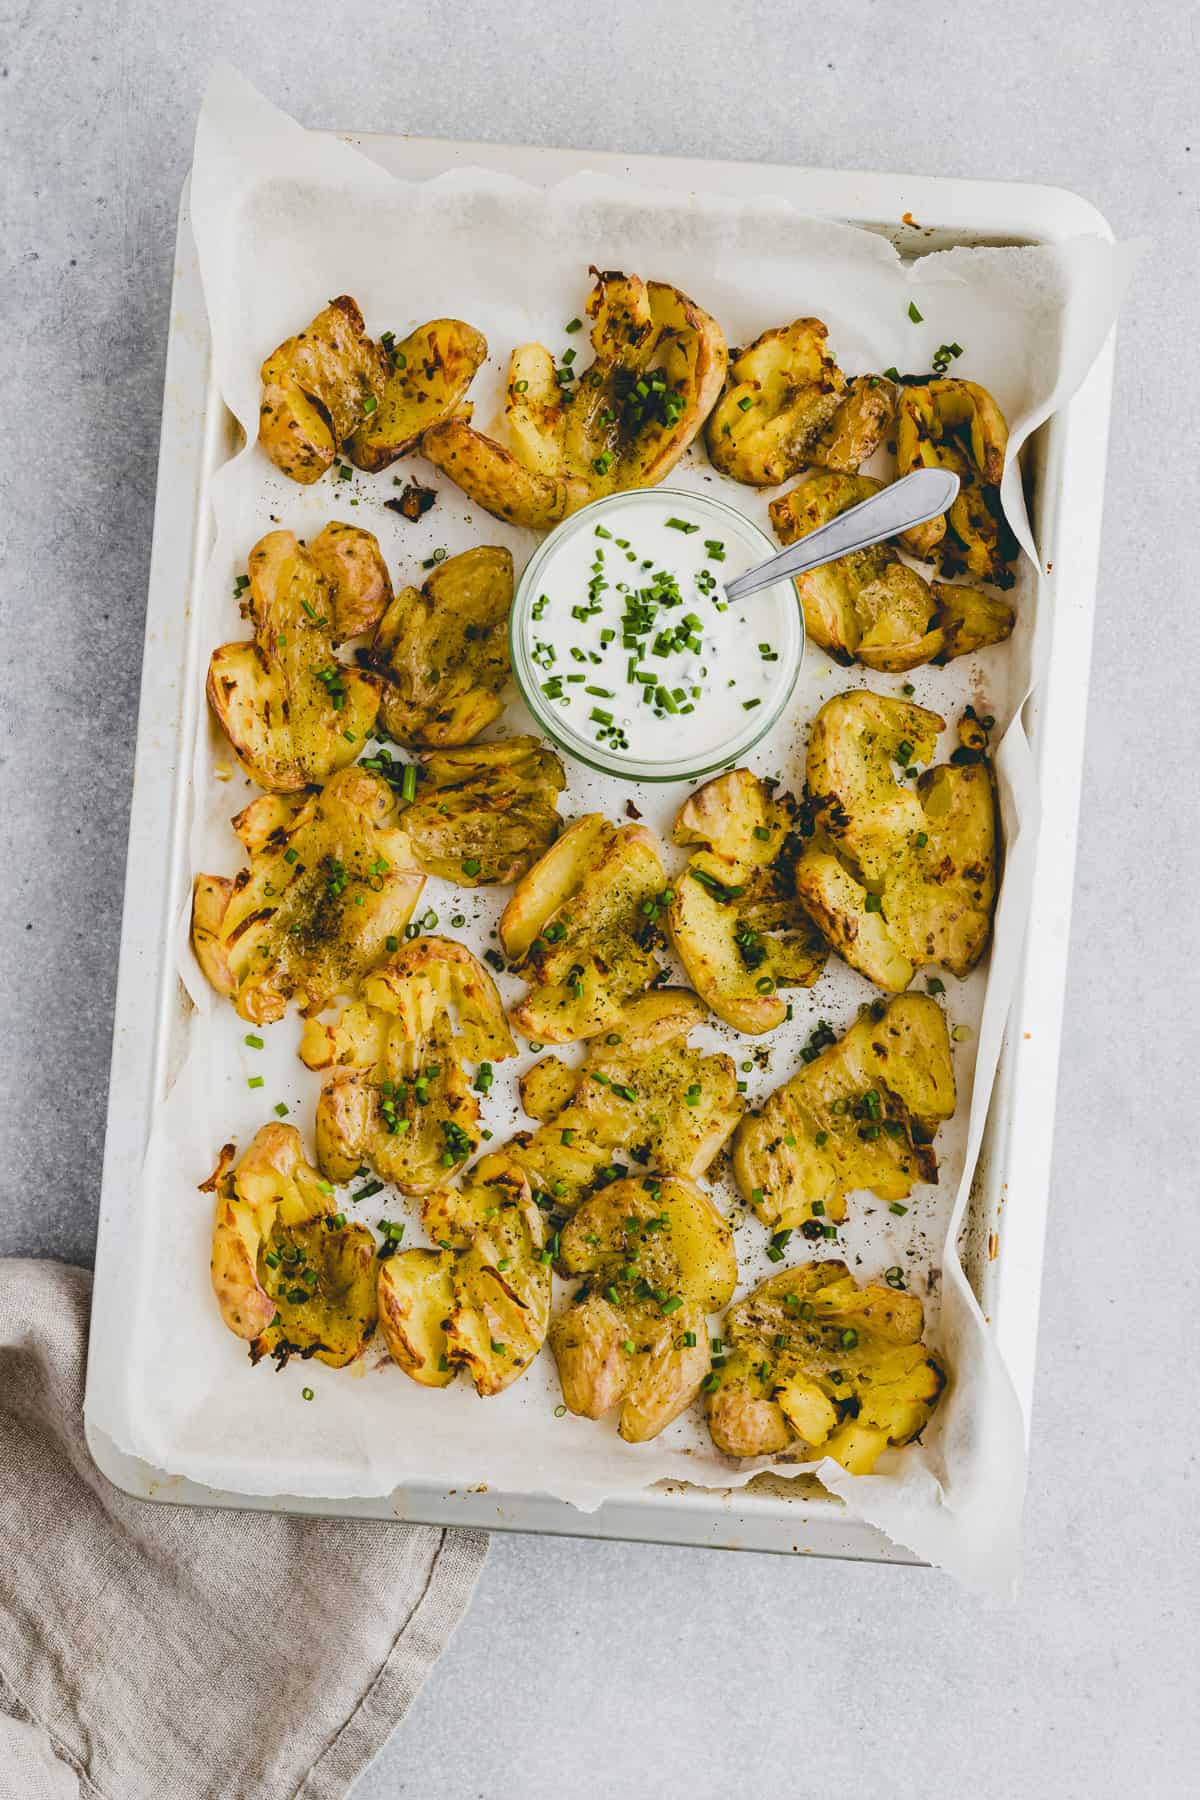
549;1175;737;1442
705;319;895;486
203;1123;377;1368
380;1160;550;1397
309;520;395;642
422;270;728;531
499;816;668;1043
501;988;743;1211
345;319;487;473
367;546;513;748
298;935;515;1192
207;524;389;791
895;379;1016;585
400;737;566;886
795;691;998;991
769;473;1013;672
191;768;425;1022
259;296;387;484
732;993;956;1231
706;1261;946;1474
668;770;827;1033
377;1248;455;1387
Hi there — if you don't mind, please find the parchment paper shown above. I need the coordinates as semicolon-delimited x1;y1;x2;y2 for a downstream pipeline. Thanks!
87;65;1136;1596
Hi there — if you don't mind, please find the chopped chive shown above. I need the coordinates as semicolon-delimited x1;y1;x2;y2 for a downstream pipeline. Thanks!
244;1034;264;1049
247;1076;264;1090
907;300;924;323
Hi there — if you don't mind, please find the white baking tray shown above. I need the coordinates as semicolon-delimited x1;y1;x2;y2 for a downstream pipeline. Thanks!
84;135;1115;1563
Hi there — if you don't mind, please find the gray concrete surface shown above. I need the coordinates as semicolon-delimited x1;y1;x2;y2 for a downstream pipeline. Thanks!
2;2;1196;1796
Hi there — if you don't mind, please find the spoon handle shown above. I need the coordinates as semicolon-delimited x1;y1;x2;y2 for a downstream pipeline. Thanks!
723;467;961;603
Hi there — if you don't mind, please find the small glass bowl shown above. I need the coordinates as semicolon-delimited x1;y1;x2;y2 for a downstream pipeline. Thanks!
509;488;804;782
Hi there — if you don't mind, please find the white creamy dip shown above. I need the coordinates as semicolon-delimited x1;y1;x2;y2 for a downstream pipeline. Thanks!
511;490;802;780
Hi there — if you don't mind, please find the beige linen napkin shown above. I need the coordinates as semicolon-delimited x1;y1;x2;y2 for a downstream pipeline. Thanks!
0;1260;487;1800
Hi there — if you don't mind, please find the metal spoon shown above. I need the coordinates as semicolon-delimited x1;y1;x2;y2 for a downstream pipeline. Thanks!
723;467;960;603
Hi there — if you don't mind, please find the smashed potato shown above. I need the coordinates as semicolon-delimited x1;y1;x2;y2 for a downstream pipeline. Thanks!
668;770;827;1033
549;1175;737;1442
505;988;743;1210
207;525;390;791
733;993;955;1231
795;692;997;991
259;297;484;484
895;379;1016;585
259;297;385;485
499;815;668;1042
192;768;424;1022
769;473;1014;671
422;269;727;530
706;320;896;486
345;318;487;473
379;1159;550;1395
400;737;566;886
367;546;513;747
706;1261;946;1472
299;936;516;1191
204;1124;377;1368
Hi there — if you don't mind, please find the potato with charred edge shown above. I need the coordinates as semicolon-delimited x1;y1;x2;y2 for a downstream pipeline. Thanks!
706;1261;946;1473
733;993;955;1231
204;1124;377;1368
192;768;424;1023
400;737;566;887
259;297;386;485
298;936;515;1191
504;988;743;1211
669;770;827;1033
379;1159;550;1396
499;815;668;1042
549;1174;737;1442
207;525;391;791
770;473;1014;672
345;319;487;473
795;692;997;992
422;269;727;530
895;379;1016;586
259;297;486;485
367;546;513;747
706;320;896;486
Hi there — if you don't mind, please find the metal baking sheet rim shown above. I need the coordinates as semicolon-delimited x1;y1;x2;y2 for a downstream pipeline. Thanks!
85;135;1116;1565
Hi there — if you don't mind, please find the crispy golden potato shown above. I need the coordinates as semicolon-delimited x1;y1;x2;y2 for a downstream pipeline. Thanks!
298;935;516;1190
795;692;998;991
501;988;743;1210
706;320;896;486
668;770;827;1033
422;269;727;530
400;737;566;886
549;1175;737;1441
732;993;955;1231
376;1247;455;1387
203;1124;377;1368
895;379;1016;585
367;546;513;747
345;319;487;473
192;768;425;1022
259;298;485;485
259;297;387;485
380;1159;550;1395
706;1261;946;1472
207;526;390;791
499;816;668;1042
309;519;396;641
769;473;1014;671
